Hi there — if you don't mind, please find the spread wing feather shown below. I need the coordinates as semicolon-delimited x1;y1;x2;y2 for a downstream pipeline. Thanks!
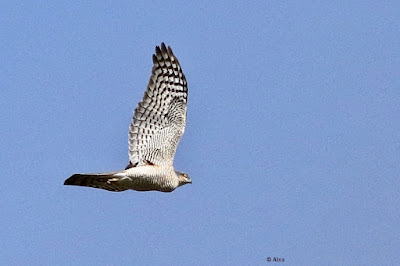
128;43;188;167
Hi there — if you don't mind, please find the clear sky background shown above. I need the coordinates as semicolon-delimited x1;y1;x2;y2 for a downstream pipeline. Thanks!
1;1;399;265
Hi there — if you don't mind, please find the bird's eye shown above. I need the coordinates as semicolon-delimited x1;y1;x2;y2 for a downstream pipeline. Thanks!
182;173;187;177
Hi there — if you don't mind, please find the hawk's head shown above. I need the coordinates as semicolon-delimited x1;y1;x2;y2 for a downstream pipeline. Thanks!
176;171;192;186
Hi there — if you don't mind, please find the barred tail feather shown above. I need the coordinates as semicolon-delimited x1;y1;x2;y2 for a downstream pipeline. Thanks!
64;172;128;192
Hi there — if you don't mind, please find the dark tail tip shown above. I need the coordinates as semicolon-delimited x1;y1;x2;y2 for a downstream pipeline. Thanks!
64;174;80;186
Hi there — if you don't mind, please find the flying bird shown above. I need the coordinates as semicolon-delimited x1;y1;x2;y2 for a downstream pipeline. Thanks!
64;43;191;192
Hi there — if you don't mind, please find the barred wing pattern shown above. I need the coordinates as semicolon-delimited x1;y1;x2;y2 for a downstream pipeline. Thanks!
128;43;188;167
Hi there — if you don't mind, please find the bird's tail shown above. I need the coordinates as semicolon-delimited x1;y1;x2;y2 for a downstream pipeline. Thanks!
64;171;128;192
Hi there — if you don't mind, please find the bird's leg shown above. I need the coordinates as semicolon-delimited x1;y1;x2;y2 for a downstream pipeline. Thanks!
107;178;120;184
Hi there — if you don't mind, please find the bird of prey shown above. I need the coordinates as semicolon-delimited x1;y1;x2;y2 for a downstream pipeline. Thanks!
64;43;191;192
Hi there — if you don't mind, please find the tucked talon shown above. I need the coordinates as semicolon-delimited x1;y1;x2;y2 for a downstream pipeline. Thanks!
107;178;119;184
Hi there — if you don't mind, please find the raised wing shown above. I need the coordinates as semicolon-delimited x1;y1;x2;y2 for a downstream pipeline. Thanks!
128;43;188;167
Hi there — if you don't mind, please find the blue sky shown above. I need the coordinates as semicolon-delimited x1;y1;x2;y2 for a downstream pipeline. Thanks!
1;1;399;265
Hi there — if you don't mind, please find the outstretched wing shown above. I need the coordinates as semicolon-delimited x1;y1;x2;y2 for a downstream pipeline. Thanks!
128;43;188;167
